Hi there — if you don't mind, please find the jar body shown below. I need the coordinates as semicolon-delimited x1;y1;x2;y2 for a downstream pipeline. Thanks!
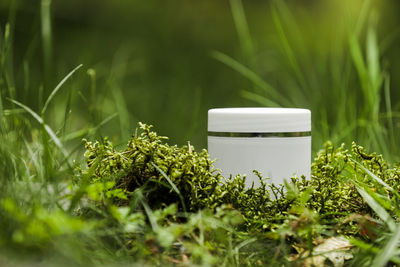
208;108;311;187
208;135;311;187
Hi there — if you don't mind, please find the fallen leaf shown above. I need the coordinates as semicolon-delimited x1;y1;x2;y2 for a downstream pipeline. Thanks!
290;236;353;267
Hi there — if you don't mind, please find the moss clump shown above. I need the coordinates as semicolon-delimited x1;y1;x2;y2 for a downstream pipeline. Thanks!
78;123;286;225
80;122;223;212
78;123;400;235
297;141;400;216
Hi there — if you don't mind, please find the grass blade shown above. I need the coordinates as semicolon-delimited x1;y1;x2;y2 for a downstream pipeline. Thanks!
110;83;131;141
140;199;158;231
366;20;381;95
60;89;72;138
241;90;281;107
0;92;3;132
9;99;69;161
212;51;288;104
61;113;118;142
271;2;306;90
372;224;400;267
233;237;257;264
383;73;395;148
349;33;368;97
151;162;187;214
355;185;396;232
230;0;254;64
351;159;397;195
350;238;379;253
1;23;16;100
354;0;372;38
41;0;52;86
41;64;83;115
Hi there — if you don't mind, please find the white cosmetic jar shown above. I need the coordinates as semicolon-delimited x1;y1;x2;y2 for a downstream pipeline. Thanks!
208;108;311;187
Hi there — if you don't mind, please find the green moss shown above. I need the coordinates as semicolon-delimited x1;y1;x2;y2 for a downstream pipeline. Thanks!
79;123;222;212
78;123;400;238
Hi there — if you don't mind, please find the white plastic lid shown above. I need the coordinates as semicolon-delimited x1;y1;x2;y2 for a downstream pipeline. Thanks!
208;108;311;133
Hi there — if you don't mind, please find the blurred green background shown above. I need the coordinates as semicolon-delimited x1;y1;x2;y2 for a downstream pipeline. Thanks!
1;0;400;158
4;1;400;265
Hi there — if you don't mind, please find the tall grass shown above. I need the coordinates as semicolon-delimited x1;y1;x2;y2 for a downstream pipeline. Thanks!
215;0;399;161
0;13;129;264
41;0;52;89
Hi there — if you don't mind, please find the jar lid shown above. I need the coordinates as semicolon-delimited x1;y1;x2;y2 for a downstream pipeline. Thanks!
208;108;311;133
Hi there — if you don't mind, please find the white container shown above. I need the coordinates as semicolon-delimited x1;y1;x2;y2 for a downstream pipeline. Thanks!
208;108;311;187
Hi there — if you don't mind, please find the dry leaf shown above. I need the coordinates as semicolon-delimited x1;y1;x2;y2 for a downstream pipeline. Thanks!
290;237;353;267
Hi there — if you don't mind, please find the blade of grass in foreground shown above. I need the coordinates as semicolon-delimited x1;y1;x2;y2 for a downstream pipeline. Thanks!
233;237;257;265
141;198;158;232
151;162;187;214
372;224;400;267
351;159;400;199
355;185;396;232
